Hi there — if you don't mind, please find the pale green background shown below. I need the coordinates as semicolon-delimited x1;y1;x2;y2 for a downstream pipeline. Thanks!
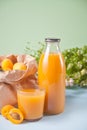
0;0;87;54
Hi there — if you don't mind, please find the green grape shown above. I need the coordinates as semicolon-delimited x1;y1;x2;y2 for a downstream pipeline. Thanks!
63;45;87;87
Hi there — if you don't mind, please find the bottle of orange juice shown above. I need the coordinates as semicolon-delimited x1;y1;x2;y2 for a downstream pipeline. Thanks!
38;38;66;115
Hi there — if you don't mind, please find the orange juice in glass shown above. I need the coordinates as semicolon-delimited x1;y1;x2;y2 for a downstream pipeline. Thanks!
38;38;66;115
17;89;45;121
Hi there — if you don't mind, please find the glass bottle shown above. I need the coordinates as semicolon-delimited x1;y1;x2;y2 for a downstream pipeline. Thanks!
38;38;66;115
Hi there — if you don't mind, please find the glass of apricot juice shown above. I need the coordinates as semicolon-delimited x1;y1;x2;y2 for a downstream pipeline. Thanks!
17;89;45;121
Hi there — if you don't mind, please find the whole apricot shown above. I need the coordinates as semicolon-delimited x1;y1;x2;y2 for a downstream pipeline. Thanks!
1;58;13;71
13;62;27;70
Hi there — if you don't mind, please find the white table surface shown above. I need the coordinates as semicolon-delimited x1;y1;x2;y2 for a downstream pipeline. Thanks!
0;88;87;130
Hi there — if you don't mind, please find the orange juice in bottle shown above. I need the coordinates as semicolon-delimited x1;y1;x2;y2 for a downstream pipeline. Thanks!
38;38;66;115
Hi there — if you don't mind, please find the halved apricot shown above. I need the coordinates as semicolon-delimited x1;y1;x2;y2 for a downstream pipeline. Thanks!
7;108;24;124
1;105;14;119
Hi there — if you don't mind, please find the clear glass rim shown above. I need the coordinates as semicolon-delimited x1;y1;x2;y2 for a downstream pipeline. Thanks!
17;88;45;96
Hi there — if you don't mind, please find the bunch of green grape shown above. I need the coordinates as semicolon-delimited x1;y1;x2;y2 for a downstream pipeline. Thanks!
63;45;87;87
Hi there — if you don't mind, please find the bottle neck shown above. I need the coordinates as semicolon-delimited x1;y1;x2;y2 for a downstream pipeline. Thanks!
44;42;60;54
